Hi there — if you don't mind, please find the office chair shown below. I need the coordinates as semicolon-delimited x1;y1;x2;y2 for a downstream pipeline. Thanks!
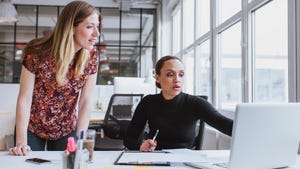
92;93;144;150
191;95;208;150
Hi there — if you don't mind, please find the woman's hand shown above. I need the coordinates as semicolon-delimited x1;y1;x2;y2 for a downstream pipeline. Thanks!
139;139;157;152
9;144;31;156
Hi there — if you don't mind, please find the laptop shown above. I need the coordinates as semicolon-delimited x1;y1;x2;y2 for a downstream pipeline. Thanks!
185;103;300;169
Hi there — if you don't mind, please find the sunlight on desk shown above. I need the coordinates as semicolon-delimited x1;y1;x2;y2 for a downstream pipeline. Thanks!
96;167;115;169
133;166;152;169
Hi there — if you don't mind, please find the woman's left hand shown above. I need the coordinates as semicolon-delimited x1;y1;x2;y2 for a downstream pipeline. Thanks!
9;144;31;156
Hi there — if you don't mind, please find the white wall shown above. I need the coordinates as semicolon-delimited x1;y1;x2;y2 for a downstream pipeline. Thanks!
92;85;114;111
0;84;19;150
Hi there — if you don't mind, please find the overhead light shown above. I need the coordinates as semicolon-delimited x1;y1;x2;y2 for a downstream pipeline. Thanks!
0;0;17;23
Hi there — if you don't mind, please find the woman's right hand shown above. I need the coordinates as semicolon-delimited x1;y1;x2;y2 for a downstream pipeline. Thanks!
9;144;31;156
139;139;157;152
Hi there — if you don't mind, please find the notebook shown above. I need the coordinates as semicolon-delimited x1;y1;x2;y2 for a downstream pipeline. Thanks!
185;103;300;169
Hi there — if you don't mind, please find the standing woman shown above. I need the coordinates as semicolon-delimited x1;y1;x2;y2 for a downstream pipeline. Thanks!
9;0;100;156
124;56;233;151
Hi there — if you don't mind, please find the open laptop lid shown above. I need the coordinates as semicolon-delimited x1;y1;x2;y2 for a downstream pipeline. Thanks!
228;103;300;169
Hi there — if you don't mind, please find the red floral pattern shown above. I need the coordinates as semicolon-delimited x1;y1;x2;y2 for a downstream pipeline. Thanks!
22;48;99;140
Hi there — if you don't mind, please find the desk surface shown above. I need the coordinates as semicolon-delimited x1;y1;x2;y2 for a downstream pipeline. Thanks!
89;110;106;124
0;150;299;169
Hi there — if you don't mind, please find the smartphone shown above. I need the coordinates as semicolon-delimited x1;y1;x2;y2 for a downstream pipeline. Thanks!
25;158;51;164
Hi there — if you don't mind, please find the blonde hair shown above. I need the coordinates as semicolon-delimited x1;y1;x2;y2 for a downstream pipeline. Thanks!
22;0;100;86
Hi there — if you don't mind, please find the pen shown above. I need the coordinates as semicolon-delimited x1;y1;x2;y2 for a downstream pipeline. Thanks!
148;129;159;150
152;129;159;141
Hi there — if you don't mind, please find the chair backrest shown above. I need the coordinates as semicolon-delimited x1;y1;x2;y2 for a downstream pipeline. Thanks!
103;93;144;139
192;95;208;150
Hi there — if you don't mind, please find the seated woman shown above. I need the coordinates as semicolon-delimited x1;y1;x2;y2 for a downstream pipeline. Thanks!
124;55;233;152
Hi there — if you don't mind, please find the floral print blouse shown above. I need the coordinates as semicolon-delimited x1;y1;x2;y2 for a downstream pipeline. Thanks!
22;48;99;140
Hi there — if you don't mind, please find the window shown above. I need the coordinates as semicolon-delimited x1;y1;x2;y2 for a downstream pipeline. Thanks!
0;5;157;84
168;0;297;111
183;50;194;94
252;0;288;102
218;22;242;110
38;6;57;38
182;0;194;48
217;0;241;24
196;0;210;38
196;40;211;100
172;7;181;55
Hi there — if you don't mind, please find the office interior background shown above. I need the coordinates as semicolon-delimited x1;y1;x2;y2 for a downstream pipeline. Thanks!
0;0;299;150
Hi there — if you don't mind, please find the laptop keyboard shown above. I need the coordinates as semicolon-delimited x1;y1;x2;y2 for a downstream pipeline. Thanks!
213;162;228;168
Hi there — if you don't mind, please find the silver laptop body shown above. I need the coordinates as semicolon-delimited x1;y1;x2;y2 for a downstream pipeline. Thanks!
185;103;300;169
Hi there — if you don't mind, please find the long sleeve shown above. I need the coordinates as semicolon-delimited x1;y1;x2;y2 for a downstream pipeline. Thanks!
193;97;233;136
123;96;149;150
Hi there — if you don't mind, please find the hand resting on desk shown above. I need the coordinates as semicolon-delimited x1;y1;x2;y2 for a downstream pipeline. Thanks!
9;144;31;156
140;139;157;152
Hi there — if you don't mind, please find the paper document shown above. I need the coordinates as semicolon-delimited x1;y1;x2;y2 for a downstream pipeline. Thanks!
114;151;170;166
114;149;210;166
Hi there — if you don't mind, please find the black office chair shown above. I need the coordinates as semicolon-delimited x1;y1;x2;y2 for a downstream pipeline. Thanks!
191;95;208;150
92;93;144;150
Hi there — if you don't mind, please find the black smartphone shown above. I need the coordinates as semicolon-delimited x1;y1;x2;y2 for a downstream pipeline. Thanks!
25;158;51;164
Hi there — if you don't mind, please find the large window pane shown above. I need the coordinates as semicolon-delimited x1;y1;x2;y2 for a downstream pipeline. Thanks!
218;22;241;110
141;9;155;47
183;50;194;94
120;9;141;78
253;0;288;102
16;5;37;42
172;8;181;55
99;8;156;84
0;44;14;82
218;0;241;24
121;9;140;47
0;22;14;43
196;0;210;38
119;46;139;76
182;0;194;48
102;8;120;46
99;8;120;85
38;6;57;38
196;40;211;100
141;47;155;78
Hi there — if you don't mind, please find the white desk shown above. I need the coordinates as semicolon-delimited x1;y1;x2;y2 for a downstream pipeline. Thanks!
0;150;299;169
89;110;106;124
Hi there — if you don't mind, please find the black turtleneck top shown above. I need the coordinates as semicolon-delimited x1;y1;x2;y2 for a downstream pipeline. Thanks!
124;92;233;150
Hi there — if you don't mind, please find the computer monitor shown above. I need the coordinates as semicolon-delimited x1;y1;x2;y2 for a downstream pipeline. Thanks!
113;76;156;96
